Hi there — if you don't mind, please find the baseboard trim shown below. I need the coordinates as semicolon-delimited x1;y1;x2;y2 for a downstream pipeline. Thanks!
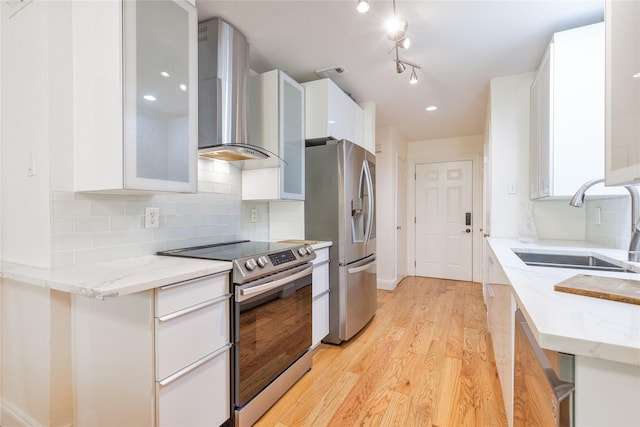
377;276;405;291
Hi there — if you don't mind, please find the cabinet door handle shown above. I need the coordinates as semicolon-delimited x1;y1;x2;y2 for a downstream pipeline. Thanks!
158;271;229;291
158;343;231;388
313;259;330;267
157;294;230;323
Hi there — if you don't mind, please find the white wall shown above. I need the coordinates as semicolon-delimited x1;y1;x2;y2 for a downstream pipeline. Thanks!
487;73;538;239
1;1;54;268
376;127;408;290
407;134;484;282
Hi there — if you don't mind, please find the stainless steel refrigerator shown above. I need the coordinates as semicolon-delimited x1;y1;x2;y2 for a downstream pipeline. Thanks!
305;139;377;344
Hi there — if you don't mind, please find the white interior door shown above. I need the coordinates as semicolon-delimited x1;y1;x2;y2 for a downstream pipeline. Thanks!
415;161;473;281
396;155;407;279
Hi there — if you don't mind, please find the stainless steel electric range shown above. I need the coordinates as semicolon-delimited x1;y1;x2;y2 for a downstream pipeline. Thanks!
158;240;316;426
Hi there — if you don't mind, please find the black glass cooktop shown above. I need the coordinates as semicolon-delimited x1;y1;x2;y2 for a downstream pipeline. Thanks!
157;240;299;261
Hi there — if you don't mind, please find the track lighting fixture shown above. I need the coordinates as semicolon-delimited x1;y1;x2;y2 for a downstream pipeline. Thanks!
387;0;421;85
357;0;369;13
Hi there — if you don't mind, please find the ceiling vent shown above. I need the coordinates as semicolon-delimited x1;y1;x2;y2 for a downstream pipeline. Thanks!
315;65;347;79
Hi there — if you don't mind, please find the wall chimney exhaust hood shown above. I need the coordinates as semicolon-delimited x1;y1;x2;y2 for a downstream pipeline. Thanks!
198;18;270;161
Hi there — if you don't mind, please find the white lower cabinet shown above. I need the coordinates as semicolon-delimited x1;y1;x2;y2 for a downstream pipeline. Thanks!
154;272;231;426
484;243;515;427
156;347;230;427
71;271;232;427
311;246;331;348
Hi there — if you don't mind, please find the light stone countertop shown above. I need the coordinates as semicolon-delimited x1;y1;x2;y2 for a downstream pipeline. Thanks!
1;255;232;300
0;241;333;300
488;237;640;366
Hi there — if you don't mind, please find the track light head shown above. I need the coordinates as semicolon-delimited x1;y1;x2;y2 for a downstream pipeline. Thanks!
396;37;410;50
409;67;418;84
385;16;408;41
357;0;370;13
396;60;406;74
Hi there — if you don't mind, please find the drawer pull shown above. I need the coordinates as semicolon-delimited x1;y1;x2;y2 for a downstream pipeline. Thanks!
313;259;330;267
158;343;231;388
157;294;230;323
158;271;229;291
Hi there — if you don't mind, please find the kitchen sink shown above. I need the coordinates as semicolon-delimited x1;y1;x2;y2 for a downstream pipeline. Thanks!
513;251;637;273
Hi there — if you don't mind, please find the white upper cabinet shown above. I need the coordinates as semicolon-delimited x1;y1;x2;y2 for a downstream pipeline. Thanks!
530;22;622;199
359;101;377;155
605;1;640;185
71;0;197;193
242;70;305;200
303;79;364;148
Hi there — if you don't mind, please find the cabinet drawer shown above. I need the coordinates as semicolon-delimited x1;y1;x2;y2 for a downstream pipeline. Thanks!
156;346;230;427
312;292;330;348
312;247;329;264
155;273;228;317
156;296;230;380
312;261;330;298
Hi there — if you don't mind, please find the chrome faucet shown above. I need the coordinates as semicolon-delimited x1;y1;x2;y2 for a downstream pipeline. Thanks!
569;178;640;262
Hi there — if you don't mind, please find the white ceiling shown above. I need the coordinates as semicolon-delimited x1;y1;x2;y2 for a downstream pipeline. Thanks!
195;0;604;142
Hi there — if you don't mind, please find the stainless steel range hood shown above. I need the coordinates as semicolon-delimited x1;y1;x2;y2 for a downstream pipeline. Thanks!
198;18;270;161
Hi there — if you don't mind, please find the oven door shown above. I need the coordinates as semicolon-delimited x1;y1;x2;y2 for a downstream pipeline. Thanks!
233;263;313;408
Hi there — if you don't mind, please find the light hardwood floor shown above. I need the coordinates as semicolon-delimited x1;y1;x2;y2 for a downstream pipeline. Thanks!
254;276;508;427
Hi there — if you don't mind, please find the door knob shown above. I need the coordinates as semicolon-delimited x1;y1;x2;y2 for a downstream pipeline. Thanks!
396;226;402;230
463;228;471;233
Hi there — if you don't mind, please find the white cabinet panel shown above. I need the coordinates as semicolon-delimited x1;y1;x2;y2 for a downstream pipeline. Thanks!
312;293;329;348
155;297;229;380
155;273;228;317
243;70;305;201
312;260;330;297
483;243;515;427
156;348;231;427
605;0;640;185
303;78;365;147
311;247;330;347
530;22;623;199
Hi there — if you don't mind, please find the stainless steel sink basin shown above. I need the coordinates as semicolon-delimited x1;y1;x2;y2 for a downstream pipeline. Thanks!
513;251;637;273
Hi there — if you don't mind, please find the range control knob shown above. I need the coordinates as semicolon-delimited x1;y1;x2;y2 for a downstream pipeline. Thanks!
305;245;314;255
245;259;257;271
298;247;308;256
257;256;269;268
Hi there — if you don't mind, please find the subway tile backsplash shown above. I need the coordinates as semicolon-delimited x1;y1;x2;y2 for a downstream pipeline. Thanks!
585;195;631;250
52;159;269;268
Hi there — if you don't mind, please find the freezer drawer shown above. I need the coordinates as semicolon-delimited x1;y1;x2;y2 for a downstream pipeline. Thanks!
339;255;377;341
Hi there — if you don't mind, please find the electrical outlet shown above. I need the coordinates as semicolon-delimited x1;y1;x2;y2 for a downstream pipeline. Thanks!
250;208;258;223
145;207;160;229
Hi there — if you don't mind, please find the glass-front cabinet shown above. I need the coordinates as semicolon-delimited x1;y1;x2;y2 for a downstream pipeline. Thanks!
71;0;197;193
242;70;305;200
605;0;640;186
123;0;197;192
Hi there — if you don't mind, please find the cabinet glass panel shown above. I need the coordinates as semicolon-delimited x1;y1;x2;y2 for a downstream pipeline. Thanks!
606;1;640;185
123;0;196;192
281;74;304;198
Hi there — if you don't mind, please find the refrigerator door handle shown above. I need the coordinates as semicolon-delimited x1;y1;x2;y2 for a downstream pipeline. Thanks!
363;160;375;244
347;258;376;274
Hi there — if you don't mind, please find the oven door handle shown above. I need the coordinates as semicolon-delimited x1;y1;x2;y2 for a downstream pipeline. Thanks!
237;265;313;302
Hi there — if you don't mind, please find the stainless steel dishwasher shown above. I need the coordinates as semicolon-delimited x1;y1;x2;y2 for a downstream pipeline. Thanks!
513;309;575;427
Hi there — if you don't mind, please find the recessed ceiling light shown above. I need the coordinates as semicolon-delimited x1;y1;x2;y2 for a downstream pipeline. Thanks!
425;106;438;111
179;84;188;91
634;72;640;78
160;71;170;77
357;0;369;13
143;95;157;101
